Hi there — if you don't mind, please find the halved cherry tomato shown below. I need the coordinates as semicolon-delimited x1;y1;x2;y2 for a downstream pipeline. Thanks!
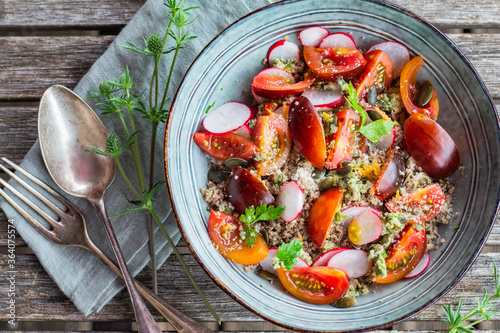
193;132;258;161
303;46;367;81
386;183;446;224
277;266;349;304
404;113;460;180
374;225;426;283
208;211;268;265
252;73;315;99
252;113;292;176
308;188;344;248
372;148;405;200
226;166;275;213
325;109;360;169
355;50;393;100
400;56;439;120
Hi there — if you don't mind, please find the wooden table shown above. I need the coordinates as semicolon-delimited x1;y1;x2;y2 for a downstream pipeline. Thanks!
1;0;499;332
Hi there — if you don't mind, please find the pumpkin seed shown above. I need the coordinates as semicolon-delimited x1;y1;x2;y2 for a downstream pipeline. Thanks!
262;230;270;247
224;157;248;167
416;80;434;107
255;268;277;281
207;166;231;182
334;296;357;308
367;86;378;106
367;108;383;121
336;161;353;177
312;167;326;180
319;176;335;192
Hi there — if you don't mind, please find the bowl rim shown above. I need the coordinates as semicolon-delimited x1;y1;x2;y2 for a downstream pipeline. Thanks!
164;0;500;331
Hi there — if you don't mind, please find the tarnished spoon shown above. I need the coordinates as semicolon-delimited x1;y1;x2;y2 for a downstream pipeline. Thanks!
38;85;162;333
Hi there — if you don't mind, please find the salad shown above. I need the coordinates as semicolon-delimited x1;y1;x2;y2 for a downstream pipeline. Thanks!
193;26;460;307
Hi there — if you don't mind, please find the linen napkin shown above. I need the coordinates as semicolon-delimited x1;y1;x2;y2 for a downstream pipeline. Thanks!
1;0;275;315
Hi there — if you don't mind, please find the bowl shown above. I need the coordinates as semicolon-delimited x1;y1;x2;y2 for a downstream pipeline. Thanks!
164;0;500;331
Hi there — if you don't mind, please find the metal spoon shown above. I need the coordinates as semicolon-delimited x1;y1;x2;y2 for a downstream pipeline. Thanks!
38;85;162;333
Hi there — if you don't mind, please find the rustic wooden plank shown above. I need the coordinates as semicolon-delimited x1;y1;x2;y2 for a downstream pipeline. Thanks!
0;106;38;163
1;0;499;30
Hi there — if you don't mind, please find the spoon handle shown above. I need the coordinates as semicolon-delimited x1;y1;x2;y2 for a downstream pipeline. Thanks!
92;198;162;333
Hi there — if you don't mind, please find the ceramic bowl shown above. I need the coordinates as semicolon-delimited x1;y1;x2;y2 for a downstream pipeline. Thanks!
165;0;500;331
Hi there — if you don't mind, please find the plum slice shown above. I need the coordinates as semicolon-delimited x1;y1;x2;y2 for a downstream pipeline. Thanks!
226;167;275;213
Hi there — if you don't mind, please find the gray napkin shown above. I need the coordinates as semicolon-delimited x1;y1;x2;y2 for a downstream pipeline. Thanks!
0;0;274;315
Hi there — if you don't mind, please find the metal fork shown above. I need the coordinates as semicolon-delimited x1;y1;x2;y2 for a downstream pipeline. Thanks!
0;157;212;333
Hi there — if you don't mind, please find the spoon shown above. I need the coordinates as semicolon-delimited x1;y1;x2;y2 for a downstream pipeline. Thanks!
38;85;162;333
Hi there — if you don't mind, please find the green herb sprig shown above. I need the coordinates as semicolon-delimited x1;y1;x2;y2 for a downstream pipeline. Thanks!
239;204;284;248
276;239;303;270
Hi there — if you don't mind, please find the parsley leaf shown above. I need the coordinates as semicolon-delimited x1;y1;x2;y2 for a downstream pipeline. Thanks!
345;81;367;128
277;239;303;270
239;204;285;248
357;119;395;142
205;101;216;114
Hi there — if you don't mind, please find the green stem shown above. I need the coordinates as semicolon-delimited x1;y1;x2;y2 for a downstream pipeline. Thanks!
159;43;180;113
115;157;142;201
154;58;159;108
126;105;146;192
150;209;221;325
464;318;486;328
148;123;159;294
149;65;156;113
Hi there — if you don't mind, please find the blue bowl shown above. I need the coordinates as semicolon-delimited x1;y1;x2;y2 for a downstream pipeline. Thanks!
165;0;500;331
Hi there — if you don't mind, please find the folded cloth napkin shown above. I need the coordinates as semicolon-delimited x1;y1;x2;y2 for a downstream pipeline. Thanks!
1;0;274;316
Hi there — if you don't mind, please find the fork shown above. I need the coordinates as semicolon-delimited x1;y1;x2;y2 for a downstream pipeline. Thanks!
0;157;212;333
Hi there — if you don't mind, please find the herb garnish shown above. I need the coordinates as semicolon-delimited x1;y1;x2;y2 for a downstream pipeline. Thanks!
239;204;284;248
275;239;303;270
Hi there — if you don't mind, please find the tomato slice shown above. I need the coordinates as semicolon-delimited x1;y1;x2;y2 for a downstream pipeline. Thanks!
193;132;258;162
252;73;315;99
400;56;439;120
374;225;426;283
303;46;367;81
208;211;269;265
308;188;344;248
277;266;349;304
372;148;405;201
325;109;360;169
386;183;446;224
355;50;394;100
252;113;292;176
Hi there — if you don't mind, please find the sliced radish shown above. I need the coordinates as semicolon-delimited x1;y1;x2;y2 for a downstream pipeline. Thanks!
367;41;410;78
256;67;296;83
404;252;430;279
252;86;269;105
202;102;252;134
327;249;371;279
259;248;309;275
276;181;304;222
300;85;345;109
364;109;395;151
311;247;350;267
234;124;252;139
299;26;330;47
340;206;383;228
319;33;356;49
273;104;290;118
267;40;301;66
347;211;383;246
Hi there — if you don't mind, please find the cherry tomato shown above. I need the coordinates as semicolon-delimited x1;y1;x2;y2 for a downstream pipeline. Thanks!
355;50;394;100
325;109;360;169
252;73;315;99
404;113;460;179
308;188;344;248
252;113;292;176
372;148;405;200
400;56;439;120
208;211;269;265
288;96;326;169
386;183;446;224
225;166;275;213
277;266;349;304
193;132;258;161
303;46;367;81
374;225;426;283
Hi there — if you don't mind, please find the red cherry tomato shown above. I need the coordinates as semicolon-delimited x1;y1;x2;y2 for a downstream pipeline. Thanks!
355;50;394;100
252;113;292;176
208;211;269;265
372;148;405;201
325;109;360;169
386;183;446;224
400;56;439;120
277;266;349;304
303;46;367;81
404;113;460;180
252;73;315;99
374;225;426;283
308;188;344;248
193;132;258;162
225;167;275;213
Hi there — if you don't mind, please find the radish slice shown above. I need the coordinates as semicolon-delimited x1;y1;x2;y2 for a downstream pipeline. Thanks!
252;86;269;105
276;181;304;222
273;104;289;118
299;26;330;47
367;41;410;78
256;67;296;83
404;252;430;279
300;85;345;109
364;111;395;152
340;206;383;228
347;211;383;246
327;249;371;279
259;248;309;275
267;40;301;66
202;102;252;134
234;124;252;139
312;247;350;267
319;33;356;49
